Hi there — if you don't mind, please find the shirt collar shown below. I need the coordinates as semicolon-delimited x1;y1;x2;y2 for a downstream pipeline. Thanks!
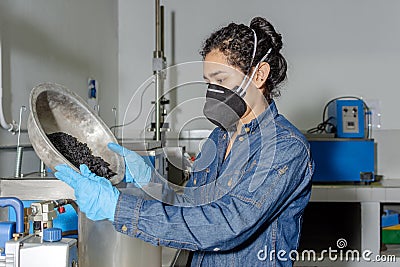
217;100;279;138
240;100;278;134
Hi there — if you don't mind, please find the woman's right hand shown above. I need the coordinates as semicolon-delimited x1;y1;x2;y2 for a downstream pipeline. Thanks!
108;143;152;187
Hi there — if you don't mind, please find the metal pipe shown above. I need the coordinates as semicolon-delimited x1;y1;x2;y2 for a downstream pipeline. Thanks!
0;39;17;132
17;106;26;147
112;107;117;136
161;5;165;53
155;75;161;141
366;110;372;139
155;0;161;53
15;106;26;178
153;0;164;142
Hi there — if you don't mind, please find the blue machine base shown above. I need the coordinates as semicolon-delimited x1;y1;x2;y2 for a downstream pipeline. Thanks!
309;139;375;183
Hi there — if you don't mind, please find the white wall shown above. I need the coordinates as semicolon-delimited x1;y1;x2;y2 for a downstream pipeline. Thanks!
119;0;400;132
0;0;118;177
118;0;400;178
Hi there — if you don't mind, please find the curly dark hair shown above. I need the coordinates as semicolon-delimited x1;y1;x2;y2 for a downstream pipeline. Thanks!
200;17;287;101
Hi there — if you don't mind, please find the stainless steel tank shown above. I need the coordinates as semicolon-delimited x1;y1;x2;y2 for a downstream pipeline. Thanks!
27;82;162;267
79;212;161;267
79;185;163;267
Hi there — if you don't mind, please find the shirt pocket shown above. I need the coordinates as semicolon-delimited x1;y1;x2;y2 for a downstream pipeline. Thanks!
216;160;284;207
214;160;256;200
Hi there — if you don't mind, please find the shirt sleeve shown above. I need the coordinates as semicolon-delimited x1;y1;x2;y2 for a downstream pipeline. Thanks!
113;138;313;251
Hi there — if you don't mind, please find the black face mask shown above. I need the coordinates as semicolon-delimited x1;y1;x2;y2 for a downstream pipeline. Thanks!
203;83;247;131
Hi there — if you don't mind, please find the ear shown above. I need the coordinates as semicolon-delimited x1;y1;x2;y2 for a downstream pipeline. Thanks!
253;62;270;89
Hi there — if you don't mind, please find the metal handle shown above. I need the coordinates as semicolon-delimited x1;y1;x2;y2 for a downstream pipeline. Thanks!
0;197;24;233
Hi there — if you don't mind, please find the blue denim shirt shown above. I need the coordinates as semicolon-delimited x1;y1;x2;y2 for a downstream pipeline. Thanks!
113;101;314;266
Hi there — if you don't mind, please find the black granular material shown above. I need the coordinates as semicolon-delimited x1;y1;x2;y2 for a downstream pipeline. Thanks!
47;132;116;179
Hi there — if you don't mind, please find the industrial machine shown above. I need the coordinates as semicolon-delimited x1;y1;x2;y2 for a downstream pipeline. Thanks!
308;98;376;183
0;197;78;267
327;99;366;138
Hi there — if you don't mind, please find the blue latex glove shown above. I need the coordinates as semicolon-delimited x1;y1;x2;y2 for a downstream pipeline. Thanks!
54;164;120;222
108;143;151;187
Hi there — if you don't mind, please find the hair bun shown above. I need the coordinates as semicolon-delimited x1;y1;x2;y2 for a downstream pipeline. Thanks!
250;17;283;51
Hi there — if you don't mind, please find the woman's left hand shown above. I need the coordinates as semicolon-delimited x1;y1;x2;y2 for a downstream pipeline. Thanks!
54;164;120;222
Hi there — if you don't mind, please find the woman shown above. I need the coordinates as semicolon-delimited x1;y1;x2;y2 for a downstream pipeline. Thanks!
55;17;314;266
